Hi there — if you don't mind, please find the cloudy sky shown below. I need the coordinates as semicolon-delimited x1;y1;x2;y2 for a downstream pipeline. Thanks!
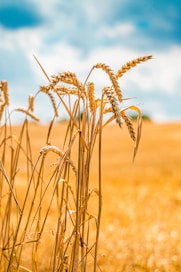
0;0;181;123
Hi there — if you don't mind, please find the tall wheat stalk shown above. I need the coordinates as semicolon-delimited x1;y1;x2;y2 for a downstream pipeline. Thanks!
0;55;151;272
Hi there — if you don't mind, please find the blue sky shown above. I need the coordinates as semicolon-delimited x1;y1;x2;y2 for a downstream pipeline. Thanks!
0;0;181;122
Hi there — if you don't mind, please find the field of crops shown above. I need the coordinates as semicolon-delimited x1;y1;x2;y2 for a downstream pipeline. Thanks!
6;120;181;272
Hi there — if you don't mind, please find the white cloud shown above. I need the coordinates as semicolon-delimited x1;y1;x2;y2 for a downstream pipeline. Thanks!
126;45;181;95
100;22;135;38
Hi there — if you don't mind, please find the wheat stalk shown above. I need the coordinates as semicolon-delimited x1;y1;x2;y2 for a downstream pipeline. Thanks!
0;54;152;271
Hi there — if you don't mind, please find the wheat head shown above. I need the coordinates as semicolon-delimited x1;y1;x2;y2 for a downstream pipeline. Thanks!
93;63;123;102
0;80;9;106
87;82;95;113
15;108;40;122
116;55;152;79
51;72;86;96
103;86;122;128
120;110;136;141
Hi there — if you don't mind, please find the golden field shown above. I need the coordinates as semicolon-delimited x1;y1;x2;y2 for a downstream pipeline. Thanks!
6;120;181;272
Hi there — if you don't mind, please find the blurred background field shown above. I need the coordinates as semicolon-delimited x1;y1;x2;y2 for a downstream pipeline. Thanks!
10;120;181;271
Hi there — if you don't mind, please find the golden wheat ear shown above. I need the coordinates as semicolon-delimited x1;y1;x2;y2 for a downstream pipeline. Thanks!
87;63;123;102
115;55;152;79
0;80;9;106
103;86;122;128
87;82;95;113
15;108;40;122
120;110;136;142
128;105;142;162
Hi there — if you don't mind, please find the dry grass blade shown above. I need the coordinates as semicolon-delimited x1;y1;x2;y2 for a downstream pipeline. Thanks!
0;161;22;214
116;55;152;79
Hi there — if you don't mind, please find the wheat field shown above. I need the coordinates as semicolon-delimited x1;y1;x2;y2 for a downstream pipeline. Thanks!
1;56;181;271
3;121;181;271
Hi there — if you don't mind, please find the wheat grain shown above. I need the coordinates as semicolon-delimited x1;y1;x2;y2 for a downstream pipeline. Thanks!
116;55;152;79
103;87;122;128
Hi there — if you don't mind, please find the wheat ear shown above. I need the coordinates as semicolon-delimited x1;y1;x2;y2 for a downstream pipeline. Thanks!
93;63;122;102
116;55;152;79
120;110;136;141
51;72;86;96
87;82;95;113
40;88;59;117
15;108;40;122
0;105;5;121
28;95;34;112
0;81;9;106
40;145;77;176
103;87;122;128
54;86;85;99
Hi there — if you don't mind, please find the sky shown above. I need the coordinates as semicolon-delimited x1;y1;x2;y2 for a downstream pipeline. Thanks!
0;0;181;123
